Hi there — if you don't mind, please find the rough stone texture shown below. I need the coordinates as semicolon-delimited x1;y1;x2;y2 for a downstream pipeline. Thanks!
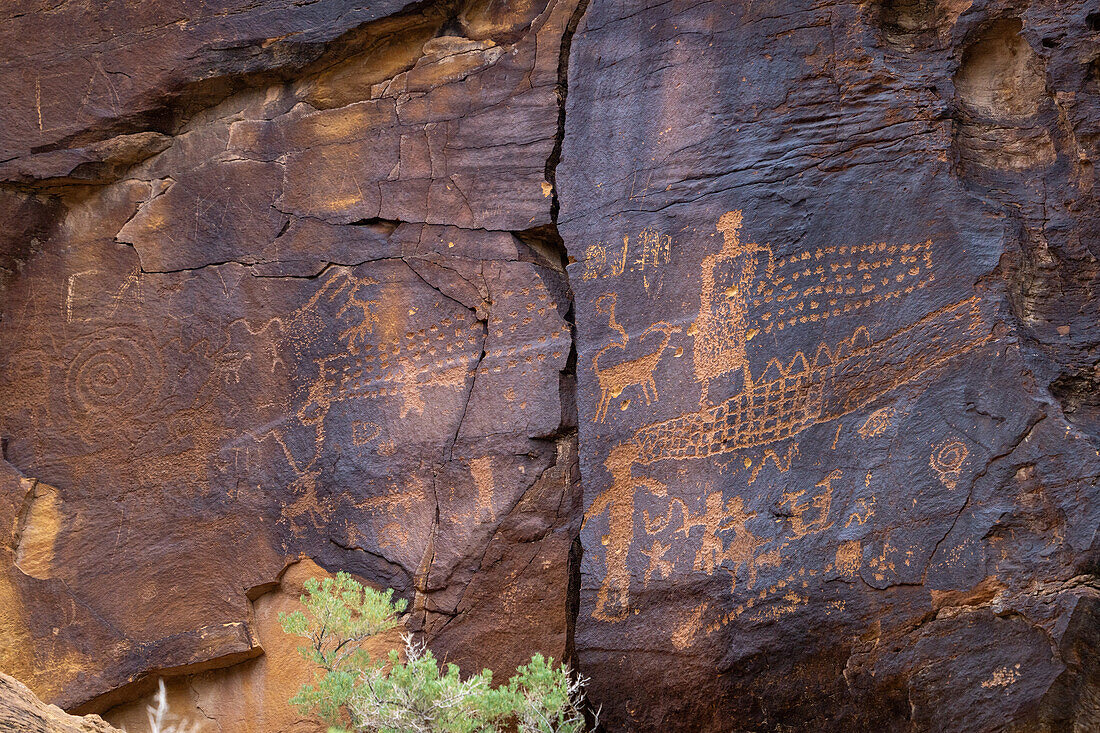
2;0;1100;731
0;672;121;733
0;0;583;724
558;0;1100;730
0;0;415;163
102;558;406;733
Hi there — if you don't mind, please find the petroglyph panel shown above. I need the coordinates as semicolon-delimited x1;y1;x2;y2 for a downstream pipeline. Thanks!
556;0;1100;728
0;210;578;713
0;0;588;719
563;178;1064;730
574;205;999;624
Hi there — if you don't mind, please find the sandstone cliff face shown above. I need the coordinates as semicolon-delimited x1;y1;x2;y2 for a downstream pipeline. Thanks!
559;1;1100;730
1;0;1099;731
0;0;584;724
0;673;121;733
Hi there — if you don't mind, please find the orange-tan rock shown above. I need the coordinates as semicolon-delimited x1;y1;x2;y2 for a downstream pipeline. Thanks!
0;673;122;733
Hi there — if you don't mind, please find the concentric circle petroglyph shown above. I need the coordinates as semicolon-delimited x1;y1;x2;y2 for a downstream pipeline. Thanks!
930;438;969;489
66;326;162;421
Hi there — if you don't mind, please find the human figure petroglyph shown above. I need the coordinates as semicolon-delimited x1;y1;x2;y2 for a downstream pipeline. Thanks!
585;441;666;621
867;539;899;583
690;211;936;407
681;492;763;591
632;297;990;467
590;465;872;625
640;539;673;587
694;210;770;406
716;504;764;595
680;492;731;572
585;210;994;625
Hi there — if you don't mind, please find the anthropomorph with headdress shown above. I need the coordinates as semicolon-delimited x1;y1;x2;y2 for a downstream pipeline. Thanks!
693;210;772;405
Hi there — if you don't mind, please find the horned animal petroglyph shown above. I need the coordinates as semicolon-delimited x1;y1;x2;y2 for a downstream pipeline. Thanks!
593;292;681;421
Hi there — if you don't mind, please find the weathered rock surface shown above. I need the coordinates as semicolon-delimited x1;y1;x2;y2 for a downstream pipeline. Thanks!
0;672;121;733
558;0;1100;730
2;0;1100;731
0;0;583;726
103;558;406;733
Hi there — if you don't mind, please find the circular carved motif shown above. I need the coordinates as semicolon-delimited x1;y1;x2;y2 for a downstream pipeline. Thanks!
66;326;162;421
858;407;895;439
930;438;969;489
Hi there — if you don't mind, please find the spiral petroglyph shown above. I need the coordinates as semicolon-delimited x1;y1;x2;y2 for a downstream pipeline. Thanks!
66;327;162;421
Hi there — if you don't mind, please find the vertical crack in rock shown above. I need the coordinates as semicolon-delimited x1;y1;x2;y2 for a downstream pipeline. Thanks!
400;253;489;463
413;494;442;630
545;0;591;227
446;335;488;462
565;534;583;671
544;0;590;680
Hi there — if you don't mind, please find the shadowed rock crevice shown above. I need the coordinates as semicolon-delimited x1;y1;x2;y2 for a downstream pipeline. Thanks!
1;0;560;194
545;0;591;225
1049;371;1100;435
952;12;1100;445
953;17;1056;177
871;0;945;51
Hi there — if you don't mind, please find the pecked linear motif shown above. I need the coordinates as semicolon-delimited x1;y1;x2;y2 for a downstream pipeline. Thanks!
634;296;988;465
583;210;994;626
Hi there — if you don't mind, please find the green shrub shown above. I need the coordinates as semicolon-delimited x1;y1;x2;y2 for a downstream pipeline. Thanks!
279;571;591;733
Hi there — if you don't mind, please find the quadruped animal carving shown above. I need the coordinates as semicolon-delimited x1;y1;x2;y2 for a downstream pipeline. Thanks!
592;293;681;421
584;209;993;627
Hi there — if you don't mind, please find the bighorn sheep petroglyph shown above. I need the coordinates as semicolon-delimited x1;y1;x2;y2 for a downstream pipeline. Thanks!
593;293;681;422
